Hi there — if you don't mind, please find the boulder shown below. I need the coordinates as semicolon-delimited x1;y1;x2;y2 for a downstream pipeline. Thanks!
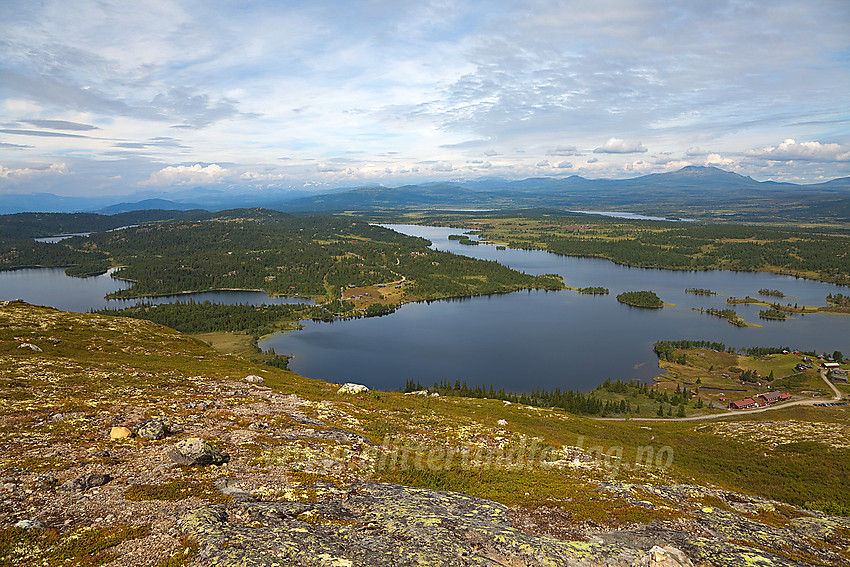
18;343;42;352
60;473;113;492
338;383;369;394
110;426;133;439
497;419;508;426
167;437;229;466
245;375;264;384
14;519;43;530
136;417;172;440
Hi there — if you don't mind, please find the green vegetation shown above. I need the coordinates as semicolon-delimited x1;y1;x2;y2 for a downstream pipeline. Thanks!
403;377;698;418
97;300;332;335
759;288;786;297
577;286;609;294
374;210;850;285
616;290;663;308
685;288;716;295
759;307;788;320
448;233;479;245
697;307;748;327
0;210;199;239
0;524;151;567
124;478;231;503
1;209;562;308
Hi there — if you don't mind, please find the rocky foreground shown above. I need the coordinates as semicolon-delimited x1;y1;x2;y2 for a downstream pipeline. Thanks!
1;301;849;566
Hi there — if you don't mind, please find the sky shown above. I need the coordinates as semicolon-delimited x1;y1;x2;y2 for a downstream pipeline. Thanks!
1;0;849;199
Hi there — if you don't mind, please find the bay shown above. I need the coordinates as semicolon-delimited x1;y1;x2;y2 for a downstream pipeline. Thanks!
259;225;850;392
0;267;311;312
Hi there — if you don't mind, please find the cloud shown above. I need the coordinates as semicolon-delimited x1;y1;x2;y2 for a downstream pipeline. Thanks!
0;162;68;181
556;161;573;169
431;161;453;172
744;139;850;162
547;145;581;156
586;157;598;164
23;119;99;131
686;147;706;156
0;128;91;138
594;138;647;154
0;142;33;149
536;160;550;167
705;153;736;167
141;163;229;186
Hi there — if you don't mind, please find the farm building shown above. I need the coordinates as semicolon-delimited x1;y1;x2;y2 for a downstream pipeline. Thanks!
729;398;758;409
758;392;791;405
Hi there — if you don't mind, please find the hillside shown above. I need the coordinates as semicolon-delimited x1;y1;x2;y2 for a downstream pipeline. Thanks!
1;300;849;566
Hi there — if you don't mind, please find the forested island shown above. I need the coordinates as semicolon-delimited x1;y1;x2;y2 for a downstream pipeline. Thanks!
616;290;663;308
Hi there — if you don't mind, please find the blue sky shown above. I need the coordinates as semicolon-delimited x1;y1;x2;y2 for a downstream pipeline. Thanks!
1;0;849;197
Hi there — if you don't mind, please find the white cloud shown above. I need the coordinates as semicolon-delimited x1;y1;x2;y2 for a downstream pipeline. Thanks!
556;161;573;169
586;157;598;164
593;138;647;154
431;161;453;172
547;145;581;156
705;153;736;167
536;160;550;167
141;163;228;186
686;147;706;156
0;162;68;181
744;139;850;162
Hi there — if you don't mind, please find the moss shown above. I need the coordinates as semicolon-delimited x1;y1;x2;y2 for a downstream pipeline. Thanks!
124;478;231;503
0;524;150;567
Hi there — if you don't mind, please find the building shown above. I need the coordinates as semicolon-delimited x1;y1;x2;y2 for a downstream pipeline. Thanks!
831;369;848;382
729;398;758;409
823;362;840;369
758;392;783;404
758;391;790;405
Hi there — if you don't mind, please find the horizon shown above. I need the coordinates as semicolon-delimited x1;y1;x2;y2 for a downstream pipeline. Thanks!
1;1;849;199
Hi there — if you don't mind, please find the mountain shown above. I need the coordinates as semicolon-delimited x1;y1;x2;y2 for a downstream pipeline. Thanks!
95;198;204;214
276;166;850;221
280;183;507;211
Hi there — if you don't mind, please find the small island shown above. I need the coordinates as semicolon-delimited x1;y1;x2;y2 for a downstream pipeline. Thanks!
616;290;663;308
696;307;748;327
578;286;609;295
759;307;788;320
448;234;479;245
685;288;717;296
759;288;786;297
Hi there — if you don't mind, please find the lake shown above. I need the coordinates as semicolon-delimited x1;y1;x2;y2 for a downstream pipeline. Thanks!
259;225;850;392
0;268;311;312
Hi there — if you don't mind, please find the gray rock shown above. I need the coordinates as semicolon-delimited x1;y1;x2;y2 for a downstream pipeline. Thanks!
167;437;229;466
60;473;113;492
18;342;42;352
14;519;43;530
84;473;113;488
136;417;172;440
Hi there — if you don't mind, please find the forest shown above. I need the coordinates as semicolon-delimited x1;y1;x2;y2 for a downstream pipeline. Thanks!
380;210;850;286
1;209;562;315
616;290;663;308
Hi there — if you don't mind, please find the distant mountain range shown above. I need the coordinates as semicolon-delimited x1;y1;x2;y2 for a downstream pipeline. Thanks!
3;166;850;222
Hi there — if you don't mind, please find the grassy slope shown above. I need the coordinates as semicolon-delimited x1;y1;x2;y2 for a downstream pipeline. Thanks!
1;301;849;564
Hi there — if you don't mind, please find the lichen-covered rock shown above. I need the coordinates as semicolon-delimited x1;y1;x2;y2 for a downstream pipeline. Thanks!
337;383;369;394
136;417;172;440
18;342;42;351
167;437;229;466
245;374;264;384
179;481;643;566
